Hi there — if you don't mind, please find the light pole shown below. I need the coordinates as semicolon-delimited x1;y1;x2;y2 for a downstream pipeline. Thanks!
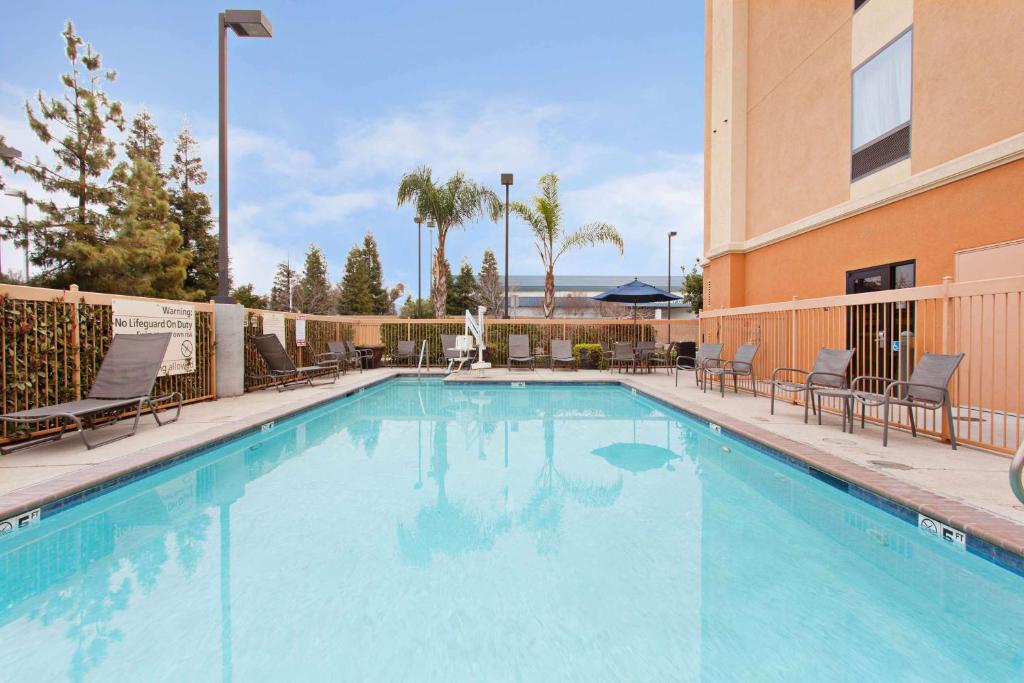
500;173;513;318
216;9;273;303
414;215;423;318
667;230;677;346
4;190;29;280
426;219;436;306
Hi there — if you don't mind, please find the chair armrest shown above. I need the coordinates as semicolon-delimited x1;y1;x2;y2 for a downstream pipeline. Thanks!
771;367;808;382
883;381;949;404
315;351;339;362
675;355;697;369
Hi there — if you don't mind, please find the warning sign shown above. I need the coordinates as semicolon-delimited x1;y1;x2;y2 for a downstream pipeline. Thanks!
112;299;196;375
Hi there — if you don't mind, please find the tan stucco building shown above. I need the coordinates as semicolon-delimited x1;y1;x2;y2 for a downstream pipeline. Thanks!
702;0;1024;310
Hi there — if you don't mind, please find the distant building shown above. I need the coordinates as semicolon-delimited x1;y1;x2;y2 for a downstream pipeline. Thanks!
703;0;1024;309
506;275;693;319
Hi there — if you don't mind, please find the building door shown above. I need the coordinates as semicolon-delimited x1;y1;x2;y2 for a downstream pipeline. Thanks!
846;261;916;388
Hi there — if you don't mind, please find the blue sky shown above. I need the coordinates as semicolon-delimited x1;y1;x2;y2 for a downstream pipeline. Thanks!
2;1;704;295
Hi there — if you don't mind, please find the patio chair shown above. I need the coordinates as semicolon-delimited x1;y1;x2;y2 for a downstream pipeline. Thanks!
324;340;362;373
770;347;856;423
703;343;760;397
851;352;965;450
441;334;461;367
675;342;723;388
647;343;672;374
254;334;339;391
345;340;375;369
392;340;417;367
609;342;636;373
550;339;577;371
598;341;615;372
508;335;535;371
0;333;182;453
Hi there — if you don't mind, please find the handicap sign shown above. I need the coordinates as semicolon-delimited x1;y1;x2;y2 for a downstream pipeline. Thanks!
891;340;900;352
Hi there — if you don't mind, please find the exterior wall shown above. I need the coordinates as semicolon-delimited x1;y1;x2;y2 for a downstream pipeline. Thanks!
912;0;1024;171
737;159;1024;305
956;239;1024;283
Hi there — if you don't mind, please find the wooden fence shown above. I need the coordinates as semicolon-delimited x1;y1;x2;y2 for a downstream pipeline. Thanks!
699;275;1024;455
1;284;216;443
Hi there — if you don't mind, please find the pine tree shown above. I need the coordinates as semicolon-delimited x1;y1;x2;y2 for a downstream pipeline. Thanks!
474;248;503;313
296;244;332;314
269;260;297;311
230;283;269;309
337;246;373;315
398;297;430;318
91;159;188;298
448;258;477;315
361;232;389;314
125;111;163;170
168;123;218;300
20;21;125;289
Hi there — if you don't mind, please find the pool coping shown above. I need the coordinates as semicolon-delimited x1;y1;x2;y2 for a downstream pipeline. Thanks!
2;370;1023;577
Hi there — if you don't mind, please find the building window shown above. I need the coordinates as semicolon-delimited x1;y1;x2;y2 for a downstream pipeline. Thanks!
846;260;916;294
852;30;912;180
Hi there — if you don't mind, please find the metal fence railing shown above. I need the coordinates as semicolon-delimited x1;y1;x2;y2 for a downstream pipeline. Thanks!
699;275;1024;455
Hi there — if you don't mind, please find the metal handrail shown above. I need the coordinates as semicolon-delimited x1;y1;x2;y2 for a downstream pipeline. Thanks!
417;339;427;377
1011;441;1024;504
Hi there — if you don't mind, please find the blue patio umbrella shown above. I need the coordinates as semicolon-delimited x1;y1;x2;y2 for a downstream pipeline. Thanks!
591;278;681;339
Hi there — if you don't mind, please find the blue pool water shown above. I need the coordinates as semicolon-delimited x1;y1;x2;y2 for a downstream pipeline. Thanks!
1;379;1023;681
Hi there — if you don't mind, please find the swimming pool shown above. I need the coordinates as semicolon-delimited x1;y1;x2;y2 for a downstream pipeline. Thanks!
1;378;1022;681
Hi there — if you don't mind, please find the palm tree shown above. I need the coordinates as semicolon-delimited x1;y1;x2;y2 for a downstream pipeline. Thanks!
510;173;624;318
397;167;501;318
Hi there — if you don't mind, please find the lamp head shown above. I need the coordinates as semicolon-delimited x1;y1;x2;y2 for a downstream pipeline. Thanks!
500;173;513;186
223;10;273;37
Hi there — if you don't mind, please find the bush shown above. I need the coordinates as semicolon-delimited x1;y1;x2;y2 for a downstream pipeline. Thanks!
573;343;605;369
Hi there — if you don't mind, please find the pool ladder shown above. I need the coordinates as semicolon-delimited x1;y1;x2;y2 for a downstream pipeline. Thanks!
416;340;428;377
1011;440;1024;504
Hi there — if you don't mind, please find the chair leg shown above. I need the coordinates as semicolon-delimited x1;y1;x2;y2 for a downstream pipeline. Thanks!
803;389;810;423
751;375;757;398
732;373;738;394
817;395;822;426
771;383;776;415
882;401;890;447
908;406;917;437
946;402;958;450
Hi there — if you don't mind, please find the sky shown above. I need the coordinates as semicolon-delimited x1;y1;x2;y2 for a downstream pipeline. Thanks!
1;0;705;296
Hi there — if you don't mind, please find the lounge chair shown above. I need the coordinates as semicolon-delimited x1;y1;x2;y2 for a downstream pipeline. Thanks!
253;334;339;391
344;340;374;369
550;339;577;371
675;342;723;388
770;347;856;423
851;352;964;449
508;335;535;371
703;343;760;397
391;340;417;367
324;340;361;373
0;333;182;453
609;342;636;373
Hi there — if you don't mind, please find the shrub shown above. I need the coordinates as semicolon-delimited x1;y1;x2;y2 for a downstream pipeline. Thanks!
573;343;605;369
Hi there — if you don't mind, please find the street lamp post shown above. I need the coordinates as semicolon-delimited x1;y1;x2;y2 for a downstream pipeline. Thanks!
216;9;273;303
667;230;677;346
426;219;436;306
4;191;29;281
500;173;513;318
414;215;423;318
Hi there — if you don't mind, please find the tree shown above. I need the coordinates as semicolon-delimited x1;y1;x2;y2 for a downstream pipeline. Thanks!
399;297;431;318
125;111;163;169
386;283;406;315
447;258;477;315
269;260;297;311
361;232;389;314
510;173;623;318
336;246;373;315
680;261;704;315
168;123;218;299
90;158;188;298
396;167;501;317
231;283;269;309
474;248;503;314
19;21;125;289
295;244;332;314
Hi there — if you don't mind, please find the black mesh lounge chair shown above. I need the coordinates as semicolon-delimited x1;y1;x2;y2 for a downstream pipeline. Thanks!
703;343;760;397
392;340;418;367
344;340;374;369
253;334;338;391
508;335;535;371
550;339;577;371
324;340;361;373
0;333;182;453
675;342;723;388
609;342;636;373
770;347;856;423
851;352;964;449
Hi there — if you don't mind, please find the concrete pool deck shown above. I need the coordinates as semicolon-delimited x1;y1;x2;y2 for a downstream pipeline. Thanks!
2;366;1023;560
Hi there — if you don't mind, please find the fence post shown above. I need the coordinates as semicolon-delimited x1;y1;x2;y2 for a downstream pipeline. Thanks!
70;284;81;401
789;296;798;370
940;275;953;442
214;302;246;397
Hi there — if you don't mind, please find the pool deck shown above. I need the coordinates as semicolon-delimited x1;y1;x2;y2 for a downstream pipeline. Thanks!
2;366;1023;561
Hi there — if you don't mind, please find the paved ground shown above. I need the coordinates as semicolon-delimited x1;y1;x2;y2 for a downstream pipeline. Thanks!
2;366;1021;538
